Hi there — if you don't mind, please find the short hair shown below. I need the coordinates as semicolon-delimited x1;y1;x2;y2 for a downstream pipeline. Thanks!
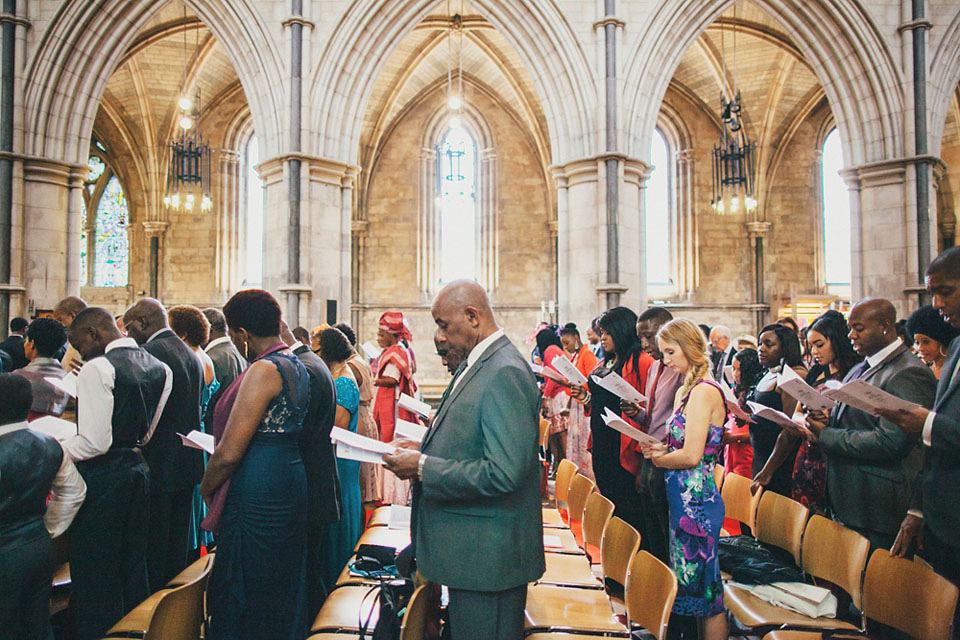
334;322;357;347
0;373;33;424
54;296;87;318
927;246;960;280
559;322;580;337
710;325;732;340
26;317;67;358
71;307;118;334
222;289;281;338
638;307;673;325
292;326;311;345
590;315;602;333
318;327;352;363
10;317;27;333
907;305;960;349
202;308;227;334
776;316;800;333
168;305;210;348
759;323;804;368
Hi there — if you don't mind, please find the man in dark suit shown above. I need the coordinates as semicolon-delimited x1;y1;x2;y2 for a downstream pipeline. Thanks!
123;298;204;592
0;316;29;371
806;298;936;550
884;247;960;595
709;325;735;383
384;280;544;640
201;307;246;431
280;321;339;615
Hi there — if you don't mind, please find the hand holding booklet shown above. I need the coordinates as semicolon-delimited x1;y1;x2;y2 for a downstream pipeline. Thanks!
746;401;810;436
601;407;661;447
550;354;587;386
398;393;431;419
821;378;922;416
45;372;78;398
179;430;215;455
590;372;646;405
717;380;753;423
530;362;568;384
331;426;396;465
777;365;836;412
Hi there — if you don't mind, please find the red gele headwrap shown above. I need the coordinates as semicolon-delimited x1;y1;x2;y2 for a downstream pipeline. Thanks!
378;311;412;343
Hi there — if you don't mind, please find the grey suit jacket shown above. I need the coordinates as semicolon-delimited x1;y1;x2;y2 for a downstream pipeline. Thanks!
914;336;960;543
412;333;545;591
203;339;246;432
819;342;936;536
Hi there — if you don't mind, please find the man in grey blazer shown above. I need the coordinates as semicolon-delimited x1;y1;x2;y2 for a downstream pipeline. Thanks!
806;298;936;550
201;308;246;432
384;279;544;640
883;247;960;596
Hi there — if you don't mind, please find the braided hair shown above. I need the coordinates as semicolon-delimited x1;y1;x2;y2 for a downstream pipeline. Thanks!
657;317;711;399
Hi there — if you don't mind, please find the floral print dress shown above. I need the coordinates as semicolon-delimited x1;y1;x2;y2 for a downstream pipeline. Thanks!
664;380;726;617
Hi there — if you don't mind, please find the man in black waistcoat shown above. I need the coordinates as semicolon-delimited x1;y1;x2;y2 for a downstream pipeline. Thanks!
281;321;339;615
123;298;204;592
64;308;171;640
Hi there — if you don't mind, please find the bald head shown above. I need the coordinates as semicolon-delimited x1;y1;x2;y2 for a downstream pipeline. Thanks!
69;307;124;360
54;296;87;328
851;298;897;327
124;298;169;345
431;279;498;358
848;297;898;357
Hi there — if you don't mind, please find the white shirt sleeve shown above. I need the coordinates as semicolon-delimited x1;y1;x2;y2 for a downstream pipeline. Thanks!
922;410;936;447
62;358;116;461
43;443;87;538
381;363;401;381
141;362;173;446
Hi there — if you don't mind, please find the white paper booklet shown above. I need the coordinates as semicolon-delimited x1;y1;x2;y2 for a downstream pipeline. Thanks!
746;401;809;434
777;365;836;412
543;534;563;549
29;415;77;442
601;406;661;447
590;372;646;405
178;430;215;455
395;418;428;443
331;426;396;465
723;365;735;385
531;362;567;383
717;380;753;422
550;354;587;386
821;378;922;416
398;393;431;419
388;505;412;530
361;341;382;360
45;372;78;398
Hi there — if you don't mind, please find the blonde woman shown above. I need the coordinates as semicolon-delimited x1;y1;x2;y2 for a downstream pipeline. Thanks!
642;318;727;640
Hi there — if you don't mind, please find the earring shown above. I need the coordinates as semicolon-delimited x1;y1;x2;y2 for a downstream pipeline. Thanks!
242;339;249;360
941;345;948;357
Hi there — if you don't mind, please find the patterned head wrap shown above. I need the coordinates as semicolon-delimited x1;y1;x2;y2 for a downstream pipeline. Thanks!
378;311;412;343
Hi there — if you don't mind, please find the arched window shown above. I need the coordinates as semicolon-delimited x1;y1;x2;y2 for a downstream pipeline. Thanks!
93;176;130;287
646;130;672;285
436;125;477;285
244;135;264;286
821;129;851;287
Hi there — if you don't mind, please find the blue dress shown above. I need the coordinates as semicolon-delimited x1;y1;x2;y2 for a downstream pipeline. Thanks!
320;375;362;592
664;380;726;617
190;373;219;551
207;352;310;640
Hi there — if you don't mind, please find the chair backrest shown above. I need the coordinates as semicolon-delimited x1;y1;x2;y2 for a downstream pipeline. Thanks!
625;551;678;640
720;472;762;532
582;492;615;553
566;473;595;525
601;516;641;589
539;417;550;450
146;554;214;640
863;550;959;640
800;515;870;610
713;463;725;492
753;491;809;566
554;459;577;504
399;583;432;640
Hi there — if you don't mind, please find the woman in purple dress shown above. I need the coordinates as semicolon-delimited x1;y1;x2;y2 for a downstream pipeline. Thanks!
642;318;727;640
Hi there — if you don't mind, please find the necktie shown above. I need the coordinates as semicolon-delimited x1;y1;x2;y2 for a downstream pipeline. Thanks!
849;360;869;380
438;361;468;408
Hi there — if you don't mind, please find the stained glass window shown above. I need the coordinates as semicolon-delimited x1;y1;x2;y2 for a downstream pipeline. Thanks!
80;198;87;283
436;125;477;284
93;175;129;287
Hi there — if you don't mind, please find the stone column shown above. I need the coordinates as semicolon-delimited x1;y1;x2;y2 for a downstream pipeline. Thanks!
554;157;600;325
20;158;76;309
216;150;241;296
746;220;771;331
141;220;167;299
675;148;697;296
551;167;570;313
623;157;652;310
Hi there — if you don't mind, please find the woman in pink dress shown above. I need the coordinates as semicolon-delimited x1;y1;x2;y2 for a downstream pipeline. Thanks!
560;323;597;481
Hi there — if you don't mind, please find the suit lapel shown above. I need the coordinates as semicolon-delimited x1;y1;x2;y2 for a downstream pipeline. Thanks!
935;337;960;410
833;343;906;422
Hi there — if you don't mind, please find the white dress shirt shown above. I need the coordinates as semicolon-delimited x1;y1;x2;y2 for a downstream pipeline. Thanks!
62;337;173;462
448;328;505;395
0;420;87;537
204;335;233;353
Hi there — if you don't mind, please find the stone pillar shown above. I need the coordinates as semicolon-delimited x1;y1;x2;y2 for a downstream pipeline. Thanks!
417;147;437;293
675;149;697;297
623;157;652;310
552;167;570;314
554;157;601;325
141;220;167;299
21;158;77;309
746;220;771;331
216;150;241;296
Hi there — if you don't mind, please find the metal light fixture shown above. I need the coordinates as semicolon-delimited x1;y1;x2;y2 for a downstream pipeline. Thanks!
445;2;463;123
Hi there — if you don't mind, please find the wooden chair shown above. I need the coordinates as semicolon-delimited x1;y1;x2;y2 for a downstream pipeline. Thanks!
353;525;411;551
581;491;615;562
543;459;577;528
720;471;762;535
525;550;678;640
310;584;382;634
537;493;613;589
104;554;213;639
365;505;392;527
309;583;434;640
167;553;214;587
599;516;641;602
753;492;809;566
764;549;960;640
725;515;870;636
566;473;596;547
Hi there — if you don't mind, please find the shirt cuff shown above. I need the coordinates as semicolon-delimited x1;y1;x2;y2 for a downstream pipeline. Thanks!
907;509;923;520
417;454;428;481
922;410;936;447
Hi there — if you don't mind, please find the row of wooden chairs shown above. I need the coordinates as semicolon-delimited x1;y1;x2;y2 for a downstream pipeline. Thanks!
101;553;214;639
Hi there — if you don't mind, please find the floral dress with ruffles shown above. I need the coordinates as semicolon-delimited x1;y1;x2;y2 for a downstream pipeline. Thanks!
664;380;726;617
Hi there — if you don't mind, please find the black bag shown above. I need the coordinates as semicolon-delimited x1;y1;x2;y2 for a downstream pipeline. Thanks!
718;534;804;585
357;576;415;640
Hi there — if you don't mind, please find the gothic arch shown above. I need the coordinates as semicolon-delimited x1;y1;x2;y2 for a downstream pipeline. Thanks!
929;9;960;155
22;0;284;166
623;0;905;169
308;0;596;166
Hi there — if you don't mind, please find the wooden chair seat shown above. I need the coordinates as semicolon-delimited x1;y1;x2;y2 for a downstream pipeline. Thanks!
763;632;862;640
524;584;626;635
354;525;411;552
543;527;583;555
311;583;433;640
723;582;860;633
105;590;169;635
334;561;379;588
542;508;566;528
537;552;602;589
526;634;627;640
365;506;391;527
311;584;380;633
167;553;214;587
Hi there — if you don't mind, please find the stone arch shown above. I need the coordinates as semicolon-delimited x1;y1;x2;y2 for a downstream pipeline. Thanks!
308;0;596;166
622;0;904;169
22;0;284;166
929;10;960;155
